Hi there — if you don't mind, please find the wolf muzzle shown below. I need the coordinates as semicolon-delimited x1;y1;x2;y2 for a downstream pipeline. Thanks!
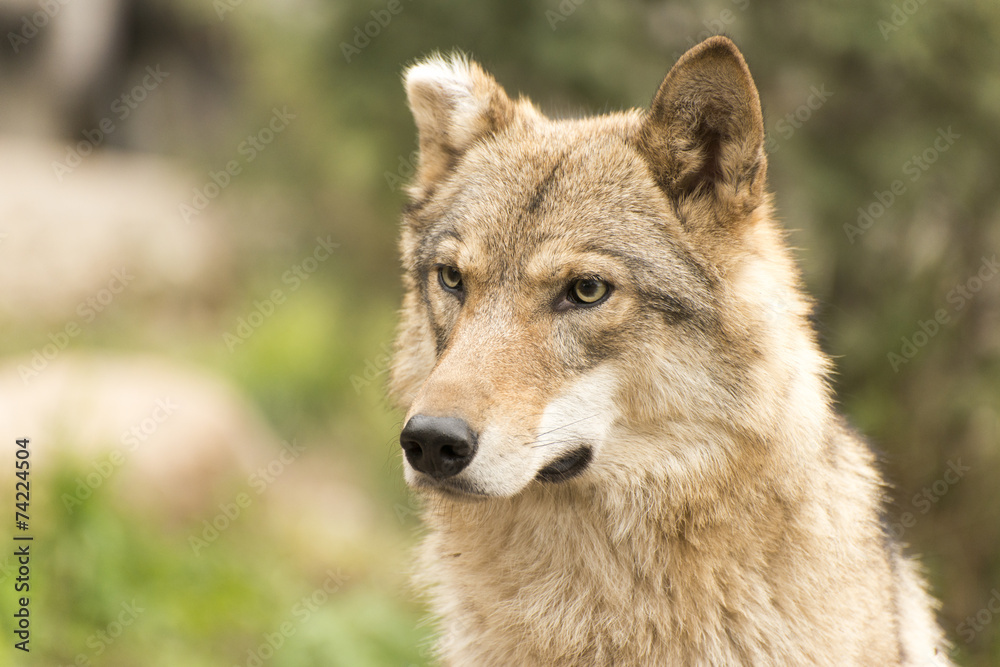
400;415;478;479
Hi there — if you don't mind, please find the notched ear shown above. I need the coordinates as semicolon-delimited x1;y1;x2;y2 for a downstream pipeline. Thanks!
404;53;515;197
637;36;766;226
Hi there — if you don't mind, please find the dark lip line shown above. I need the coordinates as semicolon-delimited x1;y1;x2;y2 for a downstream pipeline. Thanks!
412;475;490;499
536;446;594;483
409;445;594;496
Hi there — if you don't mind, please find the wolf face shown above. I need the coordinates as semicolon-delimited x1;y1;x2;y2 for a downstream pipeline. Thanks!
390;37;824;500
388;38;951;666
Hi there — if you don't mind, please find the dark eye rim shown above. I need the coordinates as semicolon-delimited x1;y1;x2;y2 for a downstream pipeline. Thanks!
436;264;464;293
562;277;612;309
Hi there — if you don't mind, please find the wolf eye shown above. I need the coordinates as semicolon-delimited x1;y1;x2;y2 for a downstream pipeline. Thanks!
568;278;610;306
438;265;463;292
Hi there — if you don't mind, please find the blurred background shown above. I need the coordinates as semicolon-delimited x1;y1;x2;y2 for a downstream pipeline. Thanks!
0;0;997;665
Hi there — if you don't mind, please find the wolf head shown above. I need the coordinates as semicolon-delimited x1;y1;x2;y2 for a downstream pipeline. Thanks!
390;37;830;499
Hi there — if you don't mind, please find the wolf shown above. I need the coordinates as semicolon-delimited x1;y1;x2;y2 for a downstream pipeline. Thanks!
388;36;951;666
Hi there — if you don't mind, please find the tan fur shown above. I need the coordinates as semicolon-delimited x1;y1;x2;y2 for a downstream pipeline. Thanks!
389;37;951;665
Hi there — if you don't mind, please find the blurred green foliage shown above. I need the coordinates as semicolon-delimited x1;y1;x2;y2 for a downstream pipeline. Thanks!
0;460;427;666
2;0;998;665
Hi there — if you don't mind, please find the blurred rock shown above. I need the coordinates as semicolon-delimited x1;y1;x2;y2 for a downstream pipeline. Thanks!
0;351;387;569
0;136;233;325
0;352;275;522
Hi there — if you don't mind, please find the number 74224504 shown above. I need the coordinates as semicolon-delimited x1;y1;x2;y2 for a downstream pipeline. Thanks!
15;438;29;531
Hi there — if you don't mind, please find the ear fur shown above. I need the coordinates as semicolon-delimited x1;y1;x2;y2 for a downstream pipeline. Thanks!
636;36;767;226
404;53;516;196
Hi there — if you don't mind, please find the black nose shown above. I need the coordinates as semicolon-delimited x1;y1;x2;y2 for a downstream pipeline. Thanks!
400;415;478;479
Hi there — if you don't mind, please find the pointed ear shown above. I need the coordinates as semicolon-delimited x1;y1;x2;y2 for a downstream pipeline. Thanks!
636;36;766;225
404;53;516;196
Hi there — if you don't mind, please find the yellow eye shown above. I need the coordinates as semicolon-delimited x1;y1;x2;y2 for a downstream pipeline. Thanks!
439;265;463;291
570;278;609;305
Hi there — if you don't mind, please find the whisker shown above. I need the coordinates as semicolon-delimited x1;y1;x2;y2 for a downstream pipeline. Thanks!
530;438;581;449
533;414;597;439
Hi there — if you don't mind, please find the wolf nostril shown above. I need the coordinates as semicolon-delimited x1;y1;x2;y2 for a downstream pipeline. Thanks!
400;415;478;479
440;443;469;459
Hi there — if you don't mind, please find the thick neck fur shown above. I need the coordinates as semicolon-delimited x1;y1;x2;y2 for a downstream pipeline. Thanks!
398;41;949;666
416;385;903;665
